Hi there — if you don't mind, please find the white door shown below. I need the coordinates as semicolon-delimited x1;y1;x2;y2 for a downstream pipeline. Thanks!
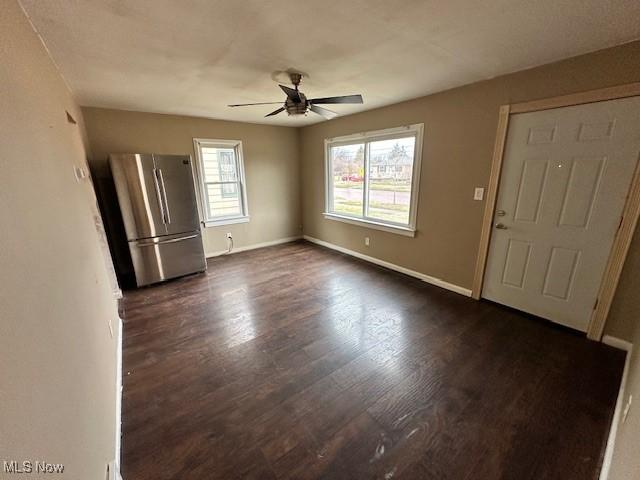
483;96;640;331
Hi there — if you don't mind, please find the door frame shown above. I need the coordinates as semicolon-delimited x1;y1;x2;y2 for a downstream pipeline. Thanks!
471;81;640;340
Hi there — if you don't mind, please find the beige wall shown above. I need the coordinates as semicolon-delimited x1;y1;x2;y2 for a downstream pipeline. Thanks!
607;229;640;341
83;43;639;339
3;0;639;476
608;306;640;479
300;41;640;341
82;108;301;266
0;1;120;478
2;2;638;477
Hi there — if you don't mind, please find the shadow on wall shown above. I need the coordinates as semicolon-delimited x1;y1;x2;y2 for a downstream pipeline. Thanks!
90;165;136;290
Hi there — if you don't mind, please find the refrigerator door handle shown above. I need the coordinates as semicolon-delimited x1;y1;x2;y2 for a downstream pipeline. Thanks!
157;168;171;224
136;234;199;247
152;168;167;224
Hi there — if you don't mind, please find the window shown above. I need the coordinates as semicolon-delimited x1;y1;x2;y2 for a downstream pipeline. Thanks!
193;138;249;226
324;124;423;236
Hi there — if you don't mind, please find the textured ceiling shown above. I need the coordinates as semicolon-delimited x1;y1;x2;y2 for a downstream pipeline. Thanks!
19;0;640;126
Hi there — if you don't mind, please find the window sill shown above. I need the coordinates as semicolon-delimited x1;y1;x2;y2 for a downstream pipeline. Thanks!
203;216;250;227
322;213;416;237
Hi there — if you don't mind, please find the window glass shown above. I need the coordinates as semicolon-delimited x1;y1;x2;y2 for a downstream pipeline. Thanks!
330;143;365;217
325;126;422;233
195;141;248;224
367;137;415;224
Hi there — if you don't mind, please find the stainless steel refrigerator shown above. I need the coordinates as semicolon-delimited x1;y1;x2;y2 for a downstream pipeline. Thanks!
110;153;206;287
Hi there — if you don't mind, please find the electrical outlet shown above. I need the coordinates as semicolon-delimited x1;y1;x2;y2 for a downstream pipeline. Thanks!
474;187;484;201
622;395;633;423
364;237;370;247
226;232;233;239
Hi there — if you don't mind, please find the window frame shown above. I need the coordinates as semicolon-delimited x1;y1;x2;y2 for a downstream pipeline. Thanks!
323;124;424;237
192;138;250;227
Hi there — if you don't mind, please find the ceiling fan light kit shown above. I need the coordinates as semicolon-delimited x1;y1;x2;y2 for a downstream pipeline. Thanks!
228;72;363;120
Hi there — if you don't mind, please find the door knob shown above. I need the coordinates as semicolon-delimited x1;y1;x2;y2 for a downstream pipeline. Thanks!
495;223;508;229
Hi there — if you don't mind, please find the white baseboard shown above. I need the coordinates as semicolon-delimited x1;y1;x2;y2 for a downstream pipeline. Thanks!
206;236;302;258
108;460;123;480
302;235;472;297
599;343;633;480
114;316;123;476
602;335;633;352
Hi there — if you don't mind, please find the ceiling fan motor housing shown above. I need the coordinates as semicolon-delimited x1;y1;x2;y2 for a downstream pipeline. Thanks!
289;73;303;86
285;92;309;115
228;73;362;119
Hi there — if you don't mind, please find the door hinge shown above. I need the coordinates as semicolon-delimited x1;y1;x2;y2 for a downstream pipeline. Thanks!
593;298;599;310
618;216;624;230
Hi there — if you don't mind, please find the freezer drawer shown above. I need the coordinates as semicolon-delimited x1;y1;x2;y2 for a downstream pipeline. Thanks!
129;232;206;287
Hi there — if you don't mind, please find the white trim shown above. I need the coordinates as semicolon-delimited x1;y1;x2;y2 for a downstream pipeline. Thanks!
203;215;250;227
192;138;249;225
114;316;123;477
325;124;425;143
324;123;424;233
322;212;416;237
602;335;633;352
303;235;472;297
108;460;123;480
599;343;633;480
206;236;302;258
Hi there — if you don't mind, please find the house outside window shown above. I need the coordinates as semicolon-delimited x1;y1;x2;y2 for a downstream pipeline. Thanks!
324;124;424;236
193;138;249;226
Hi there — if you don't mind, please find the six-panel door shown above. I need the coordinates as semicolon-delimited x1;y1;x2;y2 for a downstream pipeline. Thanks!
483;96;640;331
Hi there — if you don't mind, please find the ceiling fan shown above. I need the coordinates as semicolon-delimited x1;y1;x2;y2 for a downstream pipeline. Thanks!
228;73;363;120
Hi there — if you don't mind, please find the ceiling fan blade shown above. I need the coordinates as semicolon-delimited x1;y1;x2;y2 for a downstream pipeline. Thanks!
310;105;338;120
228;102;283;107
279;84;301;103
265;107;286;117
310;94;363;105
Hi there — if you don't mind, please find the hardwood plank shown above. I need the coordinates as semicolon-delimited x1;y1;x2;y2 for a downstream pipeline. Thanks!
120;240;625;480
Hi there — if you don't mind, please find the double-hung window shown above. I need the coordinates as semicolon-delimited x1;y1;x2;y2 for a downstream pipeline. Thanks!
193;138;249;226
324;124;423;236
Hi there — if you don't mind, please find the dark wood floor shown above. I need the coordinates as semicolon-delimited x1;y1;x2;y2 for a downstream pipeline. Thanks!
121;240;624;480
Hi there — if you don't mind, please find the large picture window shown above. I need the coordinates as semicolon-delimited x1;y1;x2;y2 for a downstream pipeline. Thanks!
324;124;423;236
193;138;249;226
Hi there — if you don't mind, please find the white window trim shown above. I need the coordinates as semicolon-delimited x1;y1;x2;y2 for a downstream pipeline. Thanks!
193;138;250;227
323;124;424;236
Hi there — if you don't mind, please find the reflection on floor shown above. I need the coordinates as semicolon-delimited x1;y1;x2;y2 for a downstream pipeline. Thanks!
121;240;624;479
